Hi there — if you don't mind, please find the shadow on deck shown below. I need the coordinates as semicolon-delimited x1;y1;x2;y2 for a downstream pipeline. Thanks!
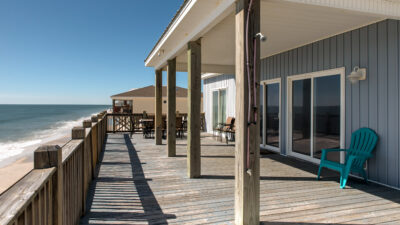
80;134;175;225
81;133;400;224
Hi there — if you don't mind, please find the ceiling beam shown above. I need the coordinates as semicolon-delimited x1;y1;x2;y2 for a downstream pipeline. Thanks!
162;63;235;74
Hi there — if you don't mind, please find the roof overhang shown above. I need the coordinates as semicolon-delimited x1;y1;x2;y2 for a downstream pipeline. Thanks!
145;0;400;73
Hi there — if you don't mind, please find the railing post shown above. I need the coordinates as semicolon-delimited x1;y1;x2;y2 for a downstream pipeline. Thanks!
91;115;98;177
97;113;102;154
72;127;86;215
34;145;63;225
113;114;116;133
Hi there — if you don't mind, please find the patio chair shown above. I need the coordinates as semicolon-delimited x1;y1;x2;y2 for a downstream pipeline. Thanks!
213;117;235;141
176;116;184;139
317;127;378;189
224;122;235;144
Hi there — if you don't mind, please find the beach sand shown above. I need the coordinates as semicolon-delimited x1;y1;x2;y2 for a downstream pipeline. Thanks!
0;136;71;195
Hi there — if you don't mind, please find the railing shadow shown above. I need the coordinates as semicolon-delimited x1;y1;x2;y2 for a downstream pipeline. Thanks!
124;134;176;224
81;134;175;225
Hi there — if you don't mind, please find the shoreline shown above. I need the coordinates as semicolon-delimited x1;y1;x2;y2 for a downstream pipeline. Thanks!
0;135;71;195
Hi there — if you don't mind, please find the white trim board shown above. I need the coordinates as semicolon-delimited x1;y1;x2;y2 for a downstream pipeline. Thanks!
260;78;282;153
286;67;346;164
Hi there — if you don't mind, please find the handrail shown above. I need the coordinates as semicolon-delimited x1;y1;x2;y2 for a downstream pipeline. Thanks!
0;110;108;225
0;168;56;225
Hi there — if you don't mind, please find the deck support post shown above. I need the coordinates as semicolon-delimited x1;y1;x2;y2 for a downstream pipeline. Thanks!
155;69;163;145
34;145;63;225
112;99;115;113
167;58;176;157
235;0;260;224
187;40;202;178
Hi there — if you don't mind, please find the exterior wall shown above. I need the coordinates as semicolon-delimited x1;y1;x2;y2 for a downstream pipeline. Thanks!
203;74;236;133
260;19;400;188
119;97;192;114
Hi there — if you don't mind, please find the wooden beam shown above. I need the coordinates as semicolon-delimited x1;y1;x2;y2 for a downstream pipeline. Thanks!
162;63;235;74
167;59;176;157
34;145;63;225
235;0;260;224
155;69;163;145
187;40;202;178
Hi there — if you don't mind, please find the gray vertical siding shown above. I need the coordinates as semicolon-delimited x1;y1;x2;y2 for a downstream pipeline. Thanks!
260;19;400;188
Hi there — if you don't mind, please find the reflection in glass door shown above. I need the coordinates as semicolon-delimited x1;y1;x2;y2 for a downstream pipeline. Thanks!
289;69;343;163
292;79;311;156
313;75;341;162
266;83;280;148
261;80;280;151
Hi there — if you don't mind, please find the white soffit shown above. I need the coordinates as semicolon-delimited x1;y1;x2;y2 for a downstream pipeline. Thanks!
145;0;235;70
176;0;385;67
147;0;393;70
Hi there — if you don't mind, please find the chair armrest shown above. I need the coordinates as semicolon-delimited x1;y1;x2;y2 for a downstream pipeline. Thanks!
322;148;349;153
320;149;348;161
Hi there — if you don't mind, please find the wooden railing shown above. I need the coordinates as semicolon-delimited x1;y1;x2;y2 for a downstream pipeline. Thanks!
0;110;108;225
106;112;206;133
107;113;135;133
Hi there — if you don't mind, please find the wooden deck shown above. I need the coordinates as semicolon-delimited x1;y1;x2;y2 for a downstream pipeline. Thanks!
80;133;400;224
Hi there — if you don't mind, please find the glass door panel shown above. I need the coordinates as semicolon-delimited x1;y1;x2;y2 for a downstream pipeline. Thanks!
212;91;218;129
260;85;264;144
313;75;341;162
266;83;280;148
292;79;311;156
219;89;226;124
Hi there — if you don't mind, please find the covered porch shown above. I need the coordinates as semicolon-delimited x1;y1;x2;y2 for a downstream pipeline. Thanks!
145;0;400;223
81;133;400;224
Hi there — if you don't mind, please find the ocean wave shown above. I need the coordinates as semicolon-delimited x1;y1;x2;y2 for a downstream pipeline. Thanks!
0;115;96;167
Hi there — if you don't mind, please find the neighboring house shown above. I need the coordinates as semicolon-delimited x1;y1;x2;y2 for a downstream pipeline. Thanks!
202;73;236;134
111;85;202;114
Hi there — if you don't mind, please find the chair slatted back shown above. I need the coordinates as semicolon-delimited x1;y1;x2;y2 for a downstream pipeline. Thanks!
176;117;183;129
346;128;378;168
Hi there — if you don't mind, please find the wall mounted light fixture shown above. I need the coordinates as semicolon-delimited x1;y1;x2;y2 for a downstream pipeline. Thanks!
347;66;366;84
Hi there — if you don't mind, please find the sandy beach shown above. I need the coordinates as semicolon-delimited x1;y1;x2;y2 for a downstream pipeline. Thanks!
0;136;71;194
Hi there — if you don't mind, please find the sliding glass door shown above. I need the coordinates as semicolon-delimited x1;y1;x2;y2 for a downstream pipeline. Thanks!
261;79;280;151
212;89;227;129
288;68;344;163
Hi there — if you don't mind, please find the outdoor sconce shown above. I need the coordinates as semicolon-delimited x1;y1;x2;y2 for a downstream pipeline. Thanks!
347;66;366;84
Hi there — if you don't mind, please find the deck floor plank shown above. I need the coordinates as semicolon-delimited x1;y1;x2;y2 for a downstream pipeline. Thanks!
80;133;400;224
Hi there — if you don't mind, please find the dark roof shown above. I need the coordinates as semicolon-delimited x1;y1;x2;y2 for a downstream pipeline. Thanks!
111;85;189;98
144;0;189;63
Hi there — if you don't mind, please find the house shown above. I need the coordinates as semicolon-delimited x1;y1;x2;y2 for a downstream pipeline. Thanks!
145;0;400;223
111;85;202;114
202;73;236;133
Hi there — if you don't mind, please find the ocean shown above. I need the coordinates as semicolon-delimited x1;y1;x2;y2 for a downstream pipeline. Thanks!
0;104;109;167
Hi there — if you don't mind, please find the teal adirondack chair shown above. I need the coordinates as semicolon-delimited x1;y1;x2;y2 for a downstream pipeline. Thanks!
317;128;378;189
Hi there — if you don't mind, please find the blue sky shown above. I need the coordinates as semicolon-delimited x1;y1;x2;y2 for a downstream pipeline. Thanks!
0;0;187;105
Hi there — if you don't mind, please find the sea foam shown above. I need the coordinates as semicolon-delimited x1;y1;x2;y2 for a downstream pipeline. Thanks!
0;115;94;168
